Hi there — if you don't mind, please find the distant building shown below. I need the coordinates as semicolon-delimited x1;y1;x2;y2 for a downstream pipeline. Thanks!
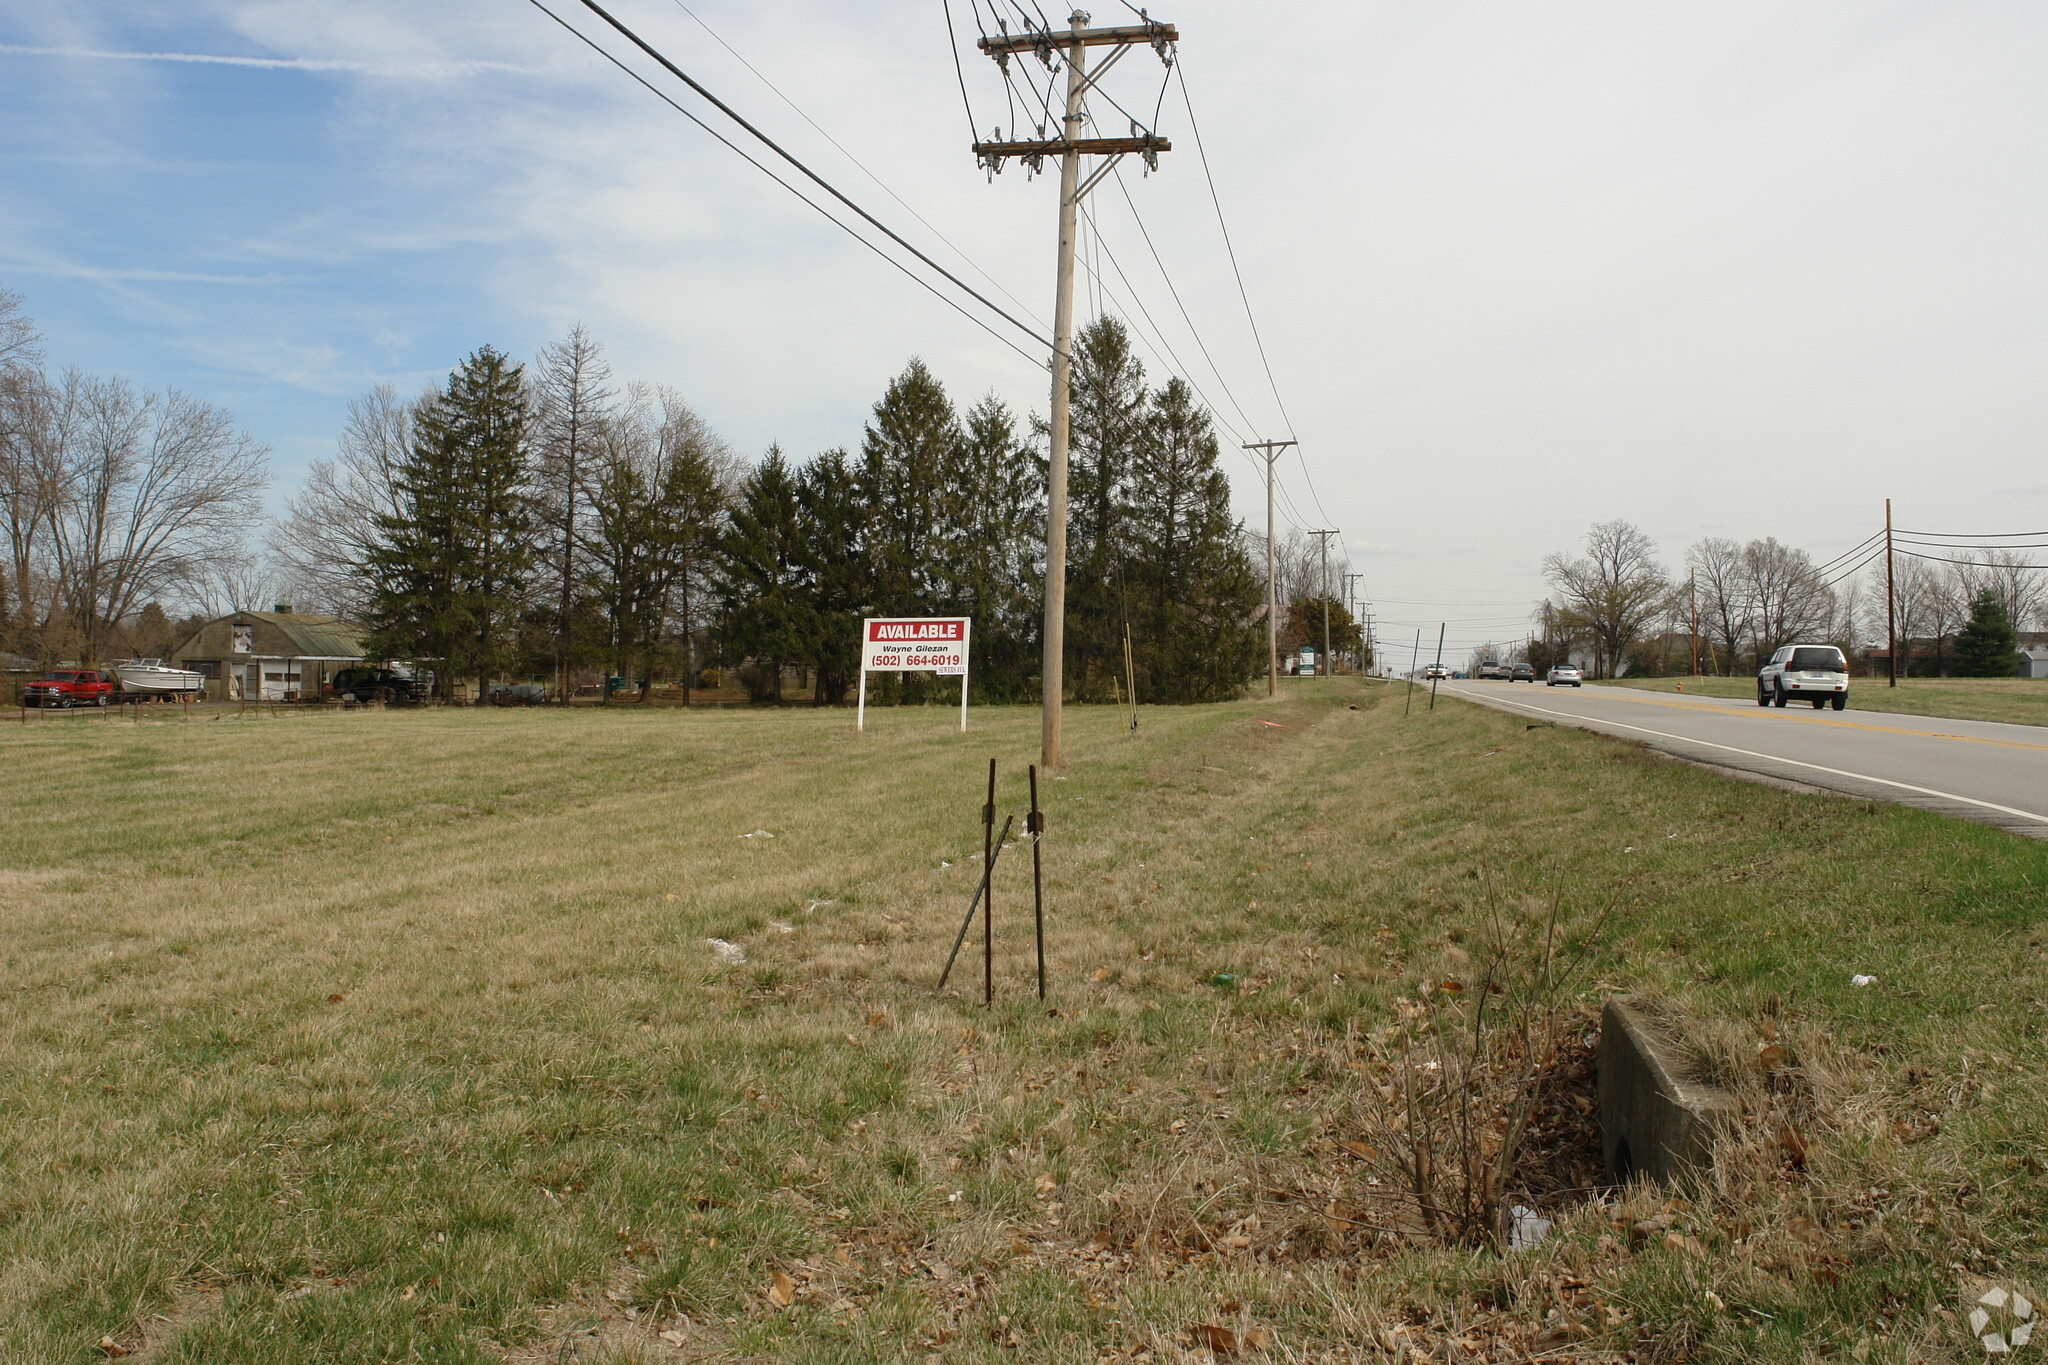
169;608;365;701
2021;647;2048;680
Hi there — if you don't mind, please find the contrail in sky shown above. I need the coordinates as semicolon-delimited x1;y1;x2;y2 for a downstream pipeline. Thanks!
0;43;534;77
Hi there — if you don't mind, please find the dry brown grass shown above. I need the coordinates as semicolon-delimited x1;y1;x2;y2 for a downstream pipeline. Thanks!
3;681;2045;1363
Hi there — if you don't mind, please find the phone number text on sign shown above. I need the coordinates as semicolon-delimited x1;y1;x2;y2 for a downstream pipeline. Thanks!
869;650;963;672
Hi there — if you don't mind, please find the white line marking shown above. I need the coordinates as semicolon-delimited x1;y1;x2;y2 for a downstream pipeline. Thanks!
1447;688;2048;828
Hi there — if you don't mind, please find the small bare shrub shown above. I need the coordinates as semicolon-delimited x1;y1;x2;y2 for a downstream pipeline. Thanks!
1345;878;1607;1251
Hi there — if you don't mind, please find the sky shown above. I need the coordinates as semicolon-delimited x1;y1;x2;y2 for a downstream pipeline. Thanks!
2;0;2044;657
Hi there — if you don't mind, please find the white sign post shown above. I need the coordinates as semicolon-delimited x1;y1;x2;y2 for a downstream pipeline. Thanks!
857;617;971;732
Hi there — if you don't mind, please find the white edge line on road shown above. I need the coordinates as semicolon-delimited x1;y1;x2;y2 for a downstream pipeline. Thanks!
1446;687;2048;828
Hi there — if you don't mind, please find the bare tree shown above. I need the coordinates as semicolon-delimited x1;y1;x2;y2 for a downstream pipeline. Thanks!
1685;536;1751;674
532;327;615;696
1541;520;1670;678
1743;537;1834;658
268;385;420;621
45;373;268;661
1952;550;2046;636
0;286;52;647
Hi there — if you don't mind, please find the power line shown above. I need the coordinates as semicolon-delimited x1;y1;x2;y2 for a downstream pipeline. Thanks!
525;0;1049;371
558;0;1054;353
1895;548;2048;570
676;0;1048;335
1896;527;2048;540
1102;163;1261;439
1175;59;1335;529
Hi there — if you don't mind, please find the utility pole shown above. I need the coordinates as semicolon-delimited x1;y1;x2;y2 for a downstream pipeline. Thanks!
1342;571;1365;671
1885;497;1898;688
1309;529;1338;677
1243;440;1297;695
1689;568;1699;677
973;12;1177;768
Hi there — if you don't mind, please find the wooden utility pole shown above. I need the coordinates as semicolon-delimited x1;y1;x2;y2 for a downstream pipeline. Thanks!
1885;497;1898;688
1688;568;1699;676
1243;440;1296;695
1342;571;1365;671
973;12;1176;768
1309;530;1338;676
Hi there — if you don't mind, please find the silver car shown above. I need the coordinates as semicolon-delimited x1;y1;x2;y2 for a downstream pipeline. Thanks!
1546;666;1583;687
1757;644;1848;710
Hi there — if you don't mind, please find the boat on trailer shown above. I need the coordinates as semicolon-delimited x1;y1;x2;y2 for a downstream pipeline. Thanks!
112;659;205;696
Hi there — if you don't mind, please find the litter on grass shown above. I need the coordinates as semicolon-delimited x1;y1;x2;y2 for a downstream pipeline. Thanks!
769;920;794;935
1851;974;1877;987
1507;1205;1552;1251
739;830;776;839
707;938;747;964
802;899;837;914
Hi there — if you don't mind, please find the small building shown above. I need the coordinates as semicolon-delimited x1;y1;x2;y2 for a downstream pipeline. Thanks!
2021;647;2048;680
170;608;365;701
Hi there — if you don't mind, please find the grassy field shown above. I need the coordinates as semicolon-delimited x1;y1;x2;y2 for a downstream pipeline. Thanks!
1597;674;2048;726
4;683;2045;1363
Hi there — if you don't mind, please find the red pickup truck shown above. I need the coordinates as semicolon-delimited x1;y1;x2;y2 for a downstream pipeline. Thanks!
23;669;118;708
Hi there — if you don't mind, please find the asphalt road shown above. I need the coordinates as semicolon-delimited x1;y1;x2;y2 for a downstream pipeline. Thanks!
1435;680;2048;841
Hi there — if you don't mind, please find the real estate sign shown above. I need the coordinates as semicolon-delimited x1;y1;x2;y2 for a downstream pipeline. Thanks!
857;617;972;732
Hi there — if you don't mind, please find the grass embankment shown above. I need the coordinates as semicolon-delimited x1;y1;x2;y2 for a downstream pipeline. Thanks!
3;684;2045;1363
1598;674;2048;726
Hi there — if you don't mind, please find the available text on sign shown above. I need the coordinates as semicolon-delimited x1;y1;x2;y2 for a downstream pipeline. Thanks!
857;617;972;732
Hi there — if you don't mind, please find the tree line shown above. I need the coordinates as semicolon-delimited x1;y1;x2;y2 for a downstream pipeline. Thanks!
1533;519;2041;678
274;316;1263;703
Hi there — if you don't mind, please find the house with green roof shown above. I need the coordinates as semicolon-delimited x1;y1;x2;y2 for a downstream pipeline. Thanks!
170;607;366;701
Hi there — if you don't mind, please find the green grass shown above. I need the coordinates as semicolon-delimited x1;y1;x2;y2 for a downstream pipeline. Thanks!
1599;673;2048;726
2;684;2045;1362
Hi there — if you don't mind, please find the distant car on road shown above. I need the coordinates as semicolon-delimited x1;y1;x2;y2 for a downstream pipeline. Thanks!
1758;644;1848;710
1423;664;1449;680
1546;666;1583;687
1476;661;1509;680
1510;663;1536;682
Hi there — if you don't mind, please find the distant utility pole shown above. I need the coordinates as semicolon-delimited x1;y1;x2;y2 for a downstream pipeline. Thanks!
1309;529;1338;676
1243;440;1297;695
1885;497;1898;688
1342;571;1365;670
972;11;1177;769
1688;568;1699;677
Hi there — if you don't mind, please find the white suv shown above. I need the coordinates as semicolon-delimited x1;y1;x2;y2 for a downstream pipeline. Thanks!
1757;644;1849;710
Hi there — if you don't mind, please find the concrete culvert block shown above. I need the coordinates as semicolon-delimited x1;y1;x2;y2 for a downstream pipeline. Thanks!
1599;997;1738;1183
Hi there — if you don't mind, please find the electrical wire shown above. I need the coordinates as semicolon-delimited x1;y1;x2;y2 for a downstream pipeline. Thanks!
559;0;1054;353
669;0;1049;335
1175;60;1333;527
525;0;1048;371
1896;527;2048;541
1894;548;2048;570
940;2;981;147
1820;544;1885;590
1103;163;1261;439
1809;530;1885;574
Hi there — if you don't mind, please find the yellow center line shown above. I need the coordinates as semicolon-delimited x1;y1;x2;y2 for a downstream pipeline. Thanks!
1593;690;2048;754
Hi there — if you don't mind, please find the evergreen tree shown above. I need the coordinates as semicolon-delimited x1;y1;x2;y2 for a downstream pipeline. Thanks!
940;394;1043;701
1064;318;1148;696
714;446;813;701
859;358;957;617
1125;378;1262;701
363;346;533;698
1953;590;2020;677
797;448;871;705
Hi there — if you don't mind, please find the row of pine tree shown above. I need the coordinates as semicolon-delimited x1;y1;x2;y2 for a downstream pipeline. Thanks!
350;319;1263;703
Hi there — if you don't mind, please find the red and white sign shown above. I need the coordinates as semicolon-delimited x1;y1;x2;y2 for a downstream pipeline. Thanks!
857;617;972;731
863;617;968;674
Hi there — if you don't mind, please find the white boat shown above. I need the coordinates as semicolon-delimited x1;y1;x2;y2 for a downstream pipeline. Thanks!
112;659;205;696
